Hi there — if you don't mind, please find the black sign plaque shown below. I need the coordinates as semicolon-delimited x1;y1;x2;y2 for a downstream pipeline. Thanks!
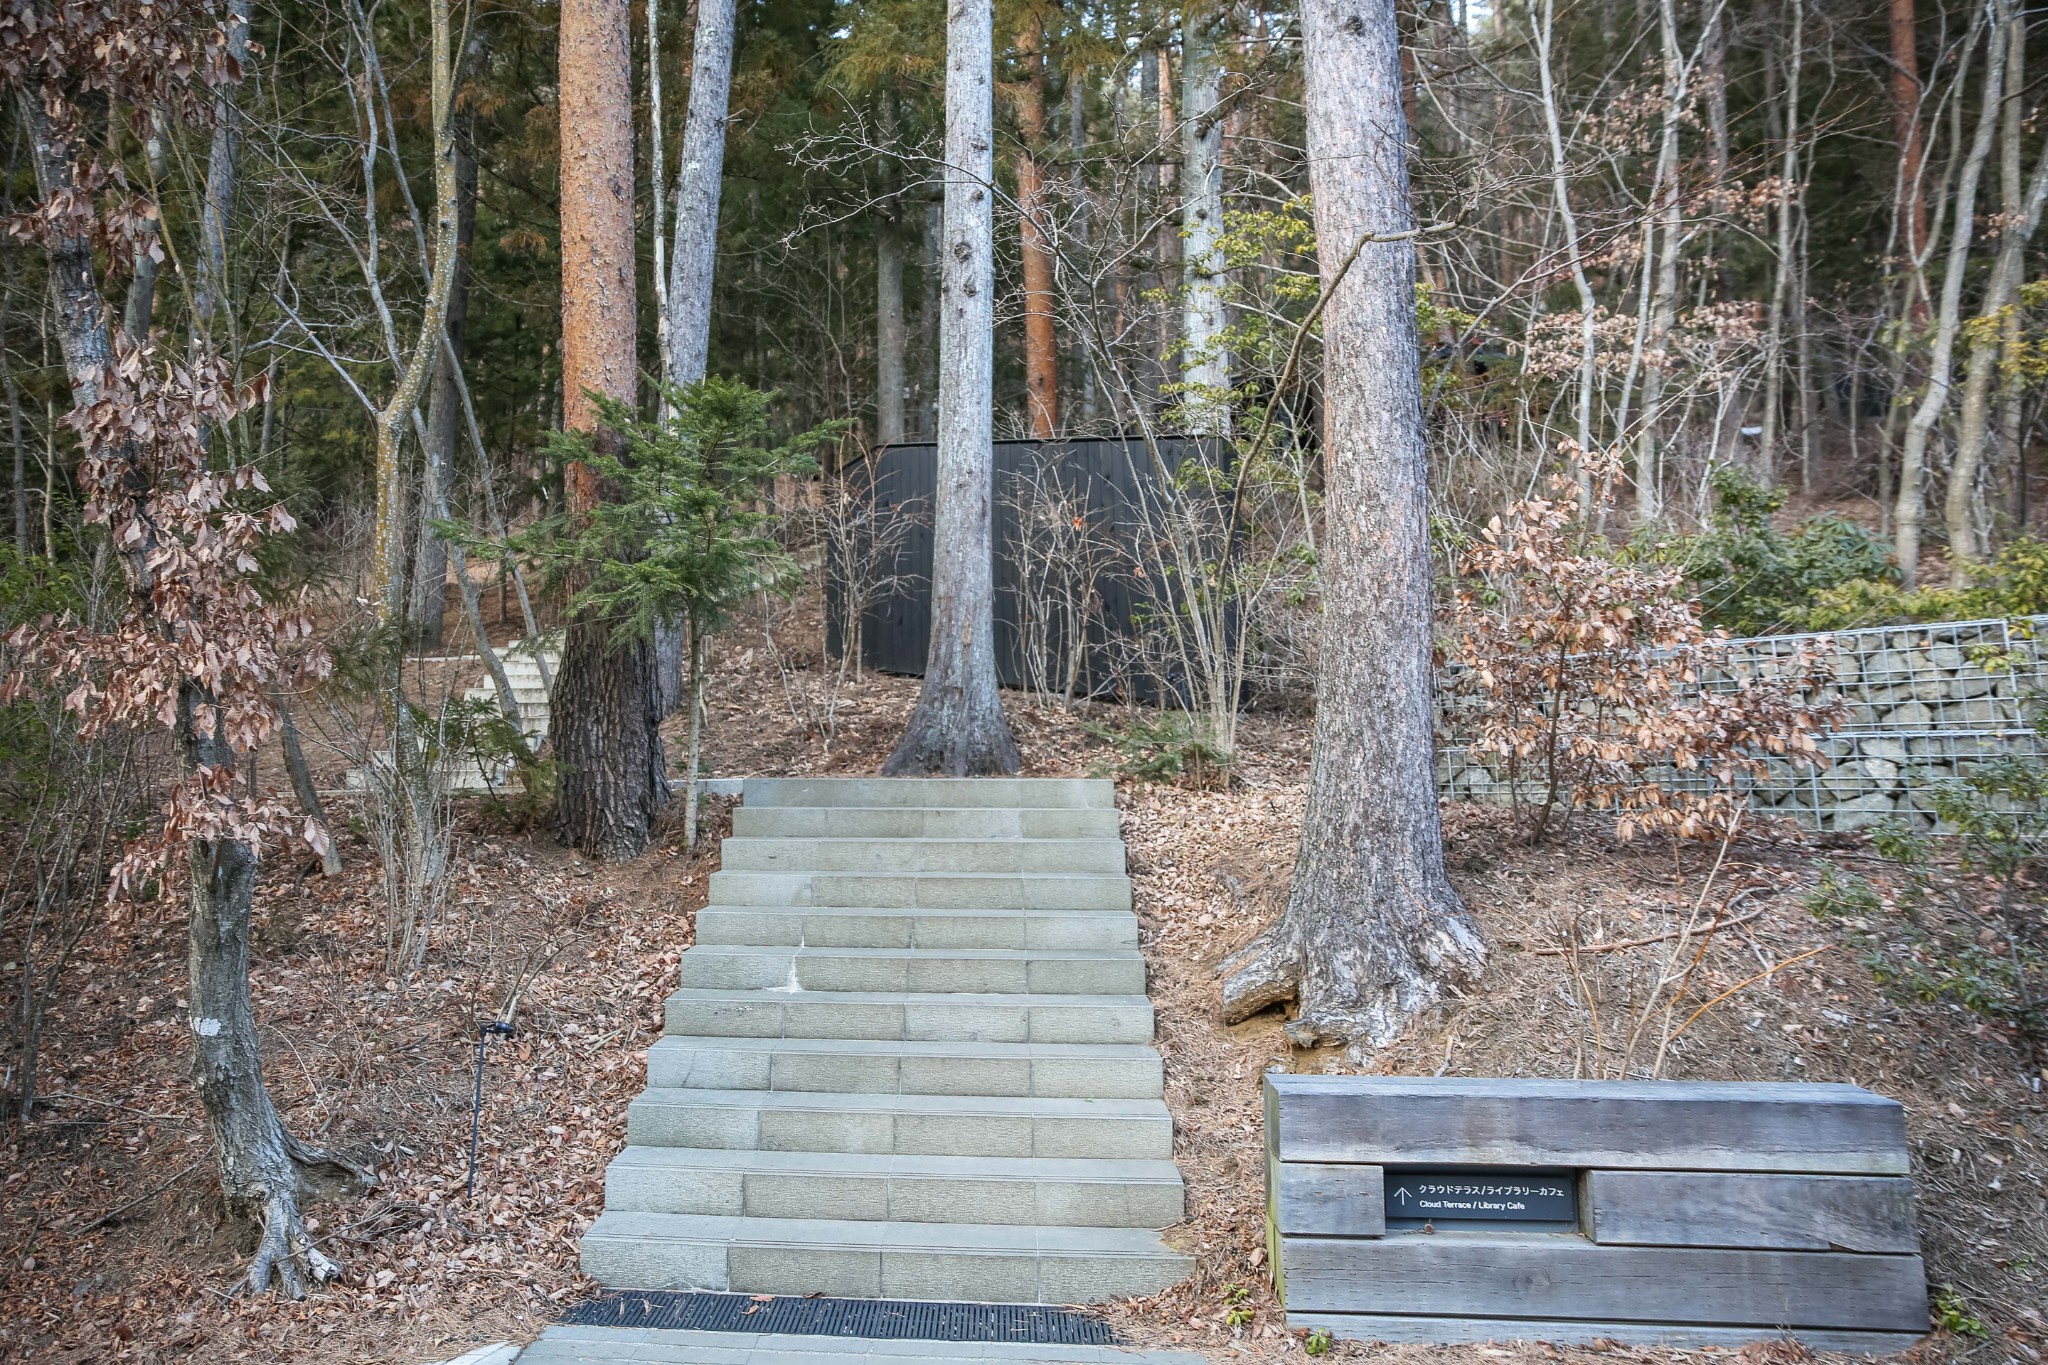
1384;1168;1577;1225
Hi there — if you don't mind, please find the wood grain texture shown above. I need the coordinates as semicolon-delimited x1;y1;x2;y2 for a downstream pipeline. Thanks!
1278;1234;1929;1331
1264;1076;1908;1173
1586;1171;1920;1252
1276;1163;1386;1236
1287;1312;1925;1353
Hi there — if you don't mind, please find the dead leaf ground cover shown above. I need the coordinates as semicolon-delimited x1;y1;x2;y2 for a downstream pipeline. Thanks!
1;624;2041;1365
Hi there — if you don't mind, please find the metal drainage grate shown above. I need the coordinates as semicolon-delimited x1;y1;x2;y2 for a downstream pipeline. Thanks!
560;1291;1121;1344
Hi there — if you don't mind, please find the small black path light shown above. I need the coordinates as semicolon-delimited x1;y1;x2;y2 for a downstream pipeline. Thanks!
468;1019;517;1200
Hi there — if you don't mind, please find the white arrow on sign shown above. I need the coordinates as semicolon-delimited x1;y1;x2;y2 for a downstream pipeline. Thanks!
1392;1187;1412;1206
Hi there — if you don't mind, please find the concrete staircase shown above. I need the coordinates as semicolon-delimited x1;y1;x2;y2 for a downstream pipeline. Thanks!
466;639;559;745
578;776;1192;1305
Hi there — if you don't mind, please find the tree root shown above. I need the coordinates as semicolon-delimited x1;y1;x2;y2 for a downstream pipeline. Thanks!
246;1190;339;1299
237;1135;376;1299
1220;911;1485;1061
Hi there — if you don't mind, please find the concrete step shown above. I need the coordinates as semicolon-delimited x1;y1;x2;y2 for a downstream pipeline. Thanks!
732;806;1123;841
707;872;1132;912
664;989;1155;1045
603;1147;1186;1227
625;1089;1175;1160
719;838;1125;876
695;907;1138;952
676;946;1146;996
577;1212;1191;1302
645;1036;1164;1099
521;1327;1209;1364
744;778;1115;810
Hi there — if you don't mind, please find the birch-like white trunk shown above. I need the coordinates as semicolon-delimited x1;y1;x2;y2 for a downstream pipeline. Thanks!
883;0;1019;775
1179;21;1229;434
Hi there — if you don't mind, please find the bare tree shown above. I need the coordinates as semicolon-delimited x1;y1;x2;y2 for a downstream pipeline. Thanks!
883;0;1021;776
1221;0;1484;1053
666;0;739;389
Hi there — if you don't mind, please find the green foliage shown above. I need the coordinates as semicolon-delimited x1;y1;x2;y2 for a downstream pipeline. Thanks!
1932;1286;1988;1339
456;378;844;647
1084;713;1234;790
1629;466;1896;635
1856;754;2048;1057
1221;1283;1254;1328
1801;533;2048;628
1304;1328;1334;1357
1804;864;1883;922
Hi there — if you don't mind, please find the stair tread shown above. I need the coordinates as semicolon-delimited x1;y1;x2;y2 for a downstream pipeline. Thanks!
585;1211;1185;1255
668;988;1150;1007
633;1088;1169;1118
607;1146;1184;1181
685;946;1141;961
650;1035;1159;1059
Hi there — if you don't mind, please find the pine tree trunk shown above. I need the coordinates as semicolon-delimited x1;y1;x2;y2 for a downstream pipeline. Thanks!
1892;0;1929;314
1220;0;1483;1055
883;0;1019;777
1016;16;1059;438
555;0;669;856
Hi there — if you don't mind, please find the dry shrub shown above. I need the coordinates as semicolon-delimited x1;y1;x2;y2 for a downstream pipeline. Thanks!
1451;453;1843;842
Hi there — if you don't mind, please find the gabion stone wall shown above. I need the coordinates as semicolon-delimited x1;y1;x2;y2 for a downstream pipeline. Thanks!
1438;617;2048;832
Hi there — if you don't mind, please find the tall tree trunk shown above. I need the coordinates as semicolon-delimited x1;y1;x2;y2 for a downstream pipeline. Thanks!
191;0;252;343
1069;68;1097;427
24;6;370;1295
876;93;907;446
877;210;907;444
412;44;482;648
1534;0;1599;504
1948;7;2047;580
1179;18;1229;434
1149;45;1177;415
1633;0;1687;523
883;0;1020;776
554;0;670;855
665;0;738;388
1891;0;1929;317
1016;14;1059;438
369;0;464;623
1895;0;2006;585
1758;0;1803;485
1221;0;1484;1052
182;688;365;1297
123;113;169;341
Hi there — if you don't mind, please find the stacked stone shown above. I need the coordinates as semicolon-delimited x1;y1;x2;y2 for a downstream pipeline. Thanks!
1437;617;2048;832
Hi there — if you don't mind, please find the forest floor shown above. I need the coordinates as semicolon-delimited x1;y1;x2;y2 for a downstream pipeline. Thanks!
1;615;2044;1365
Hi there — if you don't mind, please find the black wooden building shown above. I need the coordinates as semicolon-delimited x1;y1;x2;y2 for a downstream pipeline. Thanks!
827;437;1223;702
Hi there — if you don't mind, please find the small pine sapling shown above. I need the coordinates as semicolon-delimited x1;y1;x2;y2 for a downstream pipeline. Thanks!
457;378;844;847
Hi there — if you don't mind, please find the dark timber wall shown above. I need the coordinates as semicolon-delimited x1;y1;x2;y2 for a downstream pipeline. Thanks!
829;437;1224;702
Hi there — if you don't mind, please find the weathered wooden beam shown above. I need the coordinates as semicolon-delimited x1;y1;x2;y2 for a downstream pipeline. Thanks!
1274;1162;1387;1236
1285;1312;1927;1354
1586;1171;1920;1252
1277;1234;1929;1331
1264;1076;1908;1174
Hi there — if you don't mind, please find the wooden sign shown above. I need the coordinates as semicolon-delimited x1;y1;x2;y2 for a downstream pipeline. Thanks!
1384;1168;1576;1225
